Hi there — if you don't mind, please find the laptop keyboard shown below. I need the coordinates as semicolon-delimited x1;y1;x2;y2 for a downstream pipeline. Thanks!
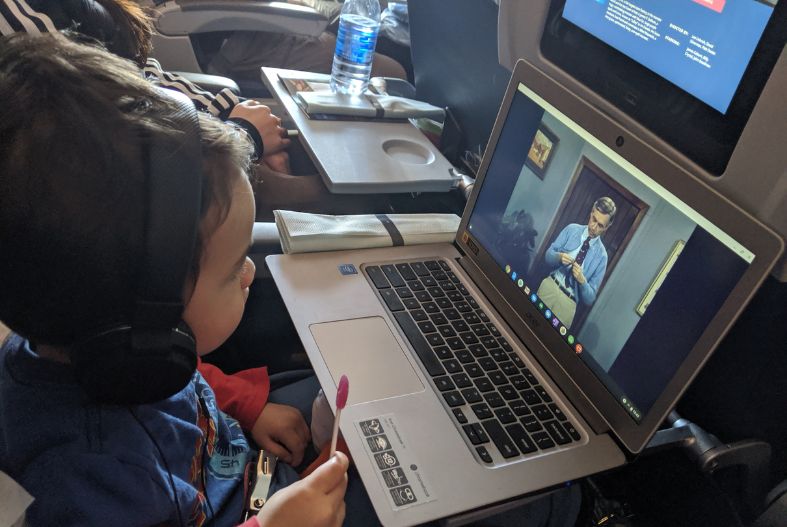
365;259;581;464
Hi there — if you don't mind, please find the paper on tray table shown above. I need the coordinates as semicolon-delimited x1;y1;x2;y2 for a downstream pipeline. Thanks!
0;471;33;527
294;92;446;121
274;210;461;254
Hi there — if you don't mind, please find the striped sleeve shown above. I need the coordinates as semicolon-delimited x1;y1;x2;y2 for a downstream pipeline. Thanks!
0;0;57;36
144;57;241;119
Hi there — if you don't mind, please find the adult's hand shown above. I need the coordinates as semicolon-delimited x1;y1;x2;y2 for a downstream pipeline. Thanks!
229;100;290;155
572;262;586;285
560;252;574;266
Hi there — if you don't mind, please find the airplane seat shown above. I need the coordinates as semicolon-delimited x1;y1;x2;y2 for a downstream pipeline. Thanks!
403;0;510;171
148;0;330;97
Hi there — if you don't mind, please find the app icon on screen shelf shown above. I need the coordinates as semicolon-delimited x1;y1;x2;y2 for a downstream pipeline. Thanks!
567;335;575;345
505;265;511;274
517;279;524;288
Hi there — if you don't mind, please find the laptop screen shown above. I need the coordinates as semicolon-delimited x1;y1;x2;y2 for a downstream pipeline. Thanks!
466;82;754;422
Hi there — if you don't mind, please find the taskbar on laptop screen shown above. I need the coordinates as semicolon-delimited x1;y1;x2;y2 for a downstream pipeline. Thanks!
467;82;753;423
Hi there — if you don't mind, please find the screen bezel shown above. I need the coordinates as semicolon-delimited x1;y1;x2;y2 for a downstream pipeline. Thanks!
539;0;786;177
456;59;783;453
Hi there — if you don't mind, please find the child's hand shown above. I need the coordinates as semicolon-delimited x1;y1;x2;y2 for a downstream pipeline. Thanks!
229;100;290;155
256;453;349;527
252;403;311;466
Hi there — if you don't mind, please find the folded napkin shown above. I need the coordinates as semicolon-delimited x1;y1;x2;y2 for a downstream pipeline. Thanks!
274;210;461;254
294;91;446;121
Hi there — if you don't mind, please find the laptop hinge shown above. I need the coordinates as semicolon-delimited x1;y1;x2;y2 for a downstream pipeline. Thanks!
456;254;611;436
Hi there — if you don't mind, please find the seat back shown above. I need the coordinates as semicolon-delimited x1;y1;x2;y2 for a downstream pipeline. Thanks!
407;0;509;169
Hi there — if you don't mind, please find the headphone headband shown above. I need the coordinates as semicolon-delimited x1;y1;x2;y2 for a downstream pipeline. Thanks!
72;88;202;405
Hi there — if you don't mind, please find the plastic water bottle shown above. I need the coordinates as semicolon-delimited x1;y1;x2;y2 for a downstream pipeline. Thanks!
330;0;381;95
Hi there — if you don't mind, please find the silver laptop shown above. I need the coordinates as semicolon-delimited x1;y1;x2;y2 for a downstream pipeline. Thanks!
267;59;783;526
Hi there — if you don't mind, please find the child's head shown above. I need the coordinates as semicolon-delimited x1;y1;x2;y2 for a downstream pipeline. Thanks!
0;33;254;355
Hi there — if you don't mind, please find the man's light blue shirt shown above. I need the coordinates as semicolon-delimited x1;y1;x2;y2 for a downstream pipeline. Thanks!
544;223;608;305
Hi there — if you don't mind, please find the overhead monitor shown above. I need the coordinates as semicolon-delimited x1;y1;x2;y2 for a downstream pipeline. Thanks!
539;0;785;176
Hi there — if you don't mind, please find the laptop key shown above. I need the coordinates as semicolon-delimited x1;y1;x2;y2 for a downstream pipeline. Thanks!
471;423;489;443
455;350;475;364
463;424;484;445
439;260;451;271
434;346;453;360
436;298;453;310
521;415;543;433
396;287;413;299
396;263;417;281
471;403;494;420
458;283;471;296
407;280;425;291
487;324;501;337
509;399;532;416
423;302;440;314
478;357;498;372
418;321;436;333
481;420;519;459
425;260;440;271
532;404;552;421
366;266;390;288
501;362;519;376
549;404;567;421
411;262;431;276
392;311;445;376
381;265;406;287
444;306;462;318
427;286;445;298
421;276;437;287
439;280;456;291
465;363;485;377
468;343;488;357
438;325;457;338
459;332;479;345
463;312;481;324
381;289;404;311
443;391;465;407
564;422;581;441
432;271;448;281
477;310;490;322
544;420;572;445
426;333;445;347
494;407;516;424
489;370;507;385
410;309;428;322
535;386;553;403
429;313;448;326
452;408;468;424
447;271;461;284
484;392;505;408
434;376;455;392
452;320;470;332
521;389;541;405
471;323;490;336
474;377;494;392
476;446;493;464
531;431;555;450
403;298;420;310
510;375;530;390
443;359;463;374
415;290;432;302
461;388;483;404
498;337;513;351
452;373;473;388
506;423;538;454
445;337;464;350
499;385;519;401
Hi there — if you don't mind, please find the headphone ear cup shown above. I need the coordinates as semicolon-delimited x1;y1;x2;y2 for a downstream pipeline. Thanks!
72;325;197;405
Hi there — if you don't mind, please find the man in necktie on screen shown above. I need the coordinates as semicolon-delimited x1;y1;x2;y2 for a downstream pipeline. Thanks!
537;197;616;329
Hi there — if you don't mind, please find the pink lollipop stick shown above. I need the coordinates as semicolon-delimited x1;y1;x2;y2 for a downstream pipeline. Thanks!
330;375;349;457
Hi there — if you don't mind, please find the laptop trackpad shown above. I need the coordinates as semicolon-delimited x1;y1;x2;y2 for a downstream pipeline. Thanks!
310;317;424;405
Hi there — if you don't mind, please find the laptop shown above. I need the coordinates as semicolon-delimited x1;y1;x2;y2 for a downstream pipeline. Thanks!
267;59;784;526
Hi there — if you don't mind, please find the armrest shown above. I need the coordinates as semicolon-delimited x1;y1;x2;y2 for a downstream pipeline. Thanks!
172;71;241;95
251;222;282;255
154;1;329;38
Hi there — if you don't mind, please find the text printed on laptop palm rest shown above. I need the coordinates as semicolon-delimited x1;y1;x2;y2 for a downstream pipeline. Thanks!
365;259;581;465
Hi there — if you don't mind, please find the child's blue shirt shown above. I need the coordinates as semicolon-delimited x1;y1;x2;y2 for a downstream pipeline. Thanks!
0;334;253;526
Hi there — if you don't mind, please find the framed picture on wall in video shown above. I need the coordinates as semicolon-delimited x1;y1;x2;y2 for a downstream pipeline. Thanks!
526;123;559;179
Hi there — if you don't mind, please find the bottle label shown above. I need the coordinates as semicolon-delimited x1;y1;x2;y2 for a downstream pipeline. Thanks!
335;14;379;65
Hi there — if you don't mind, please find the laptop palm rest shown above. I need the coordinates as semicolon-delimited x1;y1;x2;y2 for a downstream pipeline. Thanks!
309;317;425;405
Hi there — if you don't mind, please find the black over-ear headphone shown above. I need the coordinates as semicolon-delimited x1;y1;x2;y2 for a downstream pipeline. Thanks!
70;89;202;405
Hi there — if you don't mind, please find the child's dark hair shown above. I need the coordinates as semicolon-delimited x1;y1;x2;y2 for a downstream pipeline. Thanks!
0;33;253;346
